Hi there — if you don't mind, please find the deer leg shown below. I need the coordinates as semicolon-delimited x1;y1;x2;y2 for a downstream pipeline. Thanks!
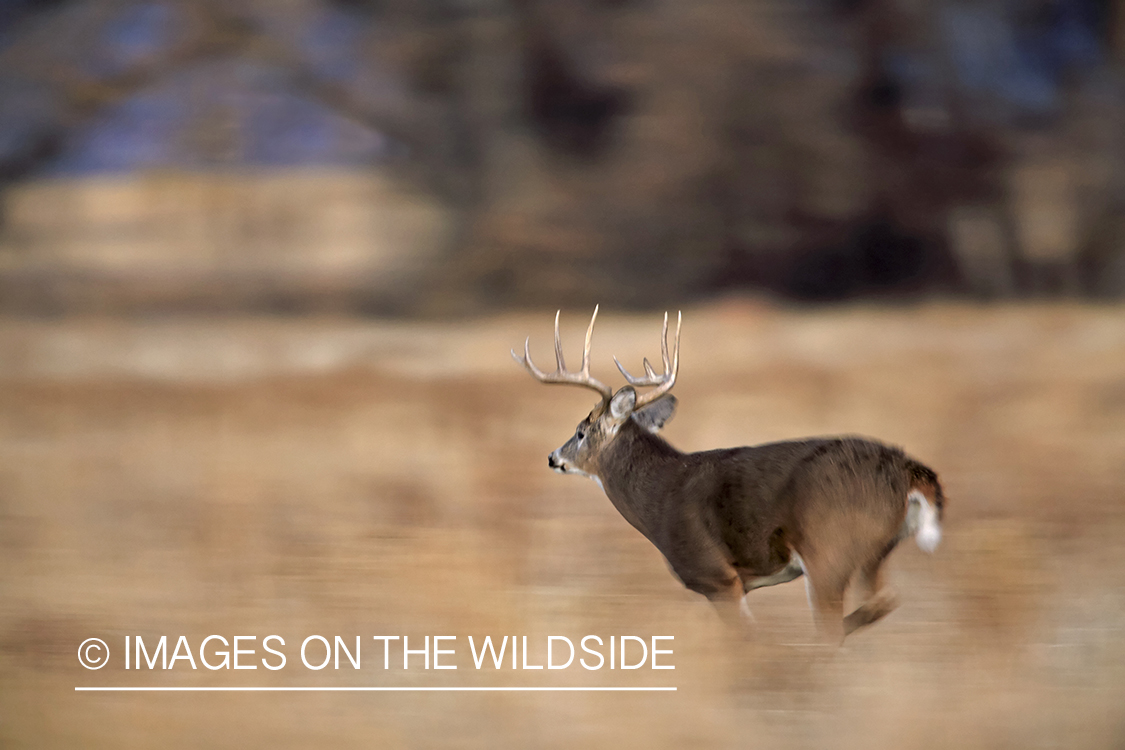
843;554;899;636
705;576;754;631
800;552;850;645
683;570;752;632
669;525;751;631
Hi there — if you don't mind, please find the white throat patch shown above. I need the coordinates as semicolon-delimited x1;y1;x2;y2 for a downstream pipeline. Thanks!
560;465;604;493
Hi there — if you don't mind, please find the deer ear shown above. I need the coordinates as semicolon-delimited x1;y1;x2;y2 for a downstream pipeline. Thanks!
632;395;677;433
609;387;637;420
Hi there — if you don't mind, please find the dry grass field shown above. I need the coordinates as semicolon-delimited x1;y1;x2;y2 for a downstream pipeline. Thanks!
1;301;1124;749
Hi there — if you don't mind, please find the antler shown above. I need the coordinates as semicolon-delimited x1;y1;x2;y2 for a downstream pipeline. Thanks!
613;311;681;409
512;306;614;404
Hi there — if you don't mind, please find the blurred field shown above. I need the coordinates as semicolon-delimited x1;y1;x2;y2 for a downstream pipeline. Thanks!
1;301;1124;749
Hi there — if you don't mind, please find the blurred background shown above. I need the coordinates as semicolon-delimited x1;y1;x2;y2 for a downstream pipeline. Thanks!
0;0;1123;310
0;0;1124;748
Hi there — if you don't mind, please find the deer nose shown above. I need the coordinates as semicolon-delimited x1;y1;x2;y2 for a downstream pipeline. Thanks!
548;454;560;469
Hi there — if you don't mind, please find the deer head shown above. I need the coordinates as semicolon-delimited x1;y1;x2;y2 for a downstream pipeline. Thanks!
512;306;681;480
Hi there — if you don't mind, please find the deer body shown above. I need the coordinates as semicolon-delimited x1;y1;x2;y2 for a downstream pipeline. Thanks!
515;308;944;641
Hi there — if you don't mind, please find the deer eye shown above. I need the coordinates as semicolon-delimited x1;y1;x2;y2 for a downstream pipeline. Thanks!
576;428;587;441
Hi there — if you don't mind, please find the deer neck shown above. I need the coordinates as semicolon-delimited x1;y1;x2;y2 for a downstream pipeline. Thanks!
593;421;684;540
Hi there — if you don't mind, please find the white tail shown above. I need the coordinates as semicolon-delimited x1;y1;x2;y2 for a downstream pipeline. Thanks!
907;490;942;553
514;309;945;642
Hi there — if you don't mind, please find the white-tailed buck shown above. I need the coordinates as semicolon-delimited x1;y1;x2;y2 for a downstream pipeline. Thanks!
513;307;944;641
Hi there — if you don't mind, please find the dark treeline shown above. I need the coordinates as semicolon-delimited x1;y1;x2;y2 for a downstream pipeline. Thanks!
0;0;1122;313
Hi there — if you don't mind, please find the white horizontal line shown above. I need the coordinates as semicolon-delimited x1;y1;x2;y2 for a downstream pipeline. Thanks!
75;686;676;692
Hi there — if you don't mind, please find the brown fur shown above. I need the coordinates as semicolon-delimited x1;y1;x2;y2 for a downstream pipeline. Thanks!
550;390;944;641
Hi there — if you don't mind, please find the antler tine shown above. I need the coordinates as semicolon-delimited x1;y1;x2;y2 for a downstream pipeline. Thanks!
614;355;654;386
614;312;673;386
553;310;566;372
514;336;548;379
615;311;682;408
511;307;613;403
659;311;671;373
581;304;599;376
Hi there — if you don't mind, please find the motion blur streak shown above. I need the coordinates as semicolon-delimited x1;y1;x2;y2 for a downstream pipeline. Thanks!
2;303;1124;748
